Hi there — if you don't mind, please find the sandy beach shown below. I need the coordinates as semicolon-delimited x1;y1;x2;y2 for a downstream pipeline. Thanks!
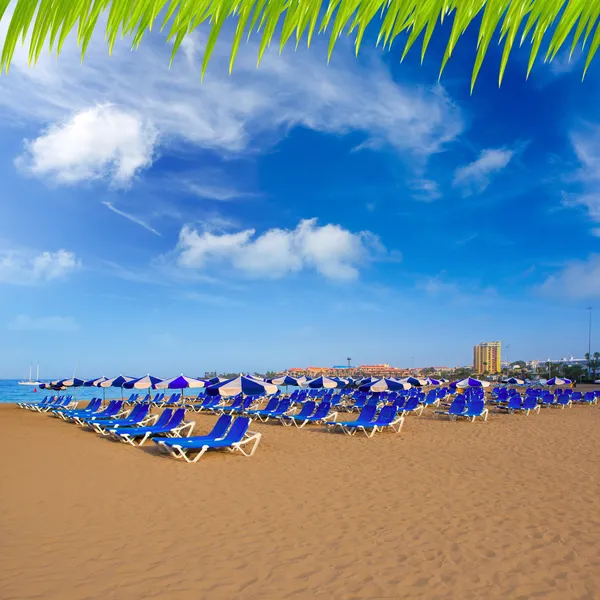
1;389;600;600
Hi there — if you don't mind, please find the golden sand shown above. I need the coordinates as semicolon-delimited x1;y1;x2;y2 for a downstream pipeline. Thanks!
1;389;599;599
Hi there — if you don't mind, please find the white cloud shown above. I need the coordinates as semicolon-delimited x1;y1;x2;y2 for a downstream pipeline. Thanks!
539;255;600;299
174;218;383;281
0;22;462;169
0;249;81;284
16;104;157;185
453;148;514;195
565;127;600;232
186;182;252;201
8;314;79;332
102;201;161;236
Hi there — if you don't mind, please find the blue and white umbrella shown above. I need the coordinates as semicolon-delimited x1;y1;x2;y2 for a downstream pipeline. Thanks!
545;377;571;386
205;376;229;385
360;378;411;392
207;375;278;398
304;376;340;389
155;375;206;390
100;375;135;400
355;377;380;387
59;377;85;388
155;374;206;398
505;377;524;385
455;377;490;388
124;374;164;390
425;378;441;386
271;375;305;386
84;376;108;387
399;376;428;387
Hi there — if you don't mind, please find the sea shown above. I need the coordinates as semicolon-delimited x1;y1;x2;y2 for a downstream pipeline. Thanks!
0;380;120;404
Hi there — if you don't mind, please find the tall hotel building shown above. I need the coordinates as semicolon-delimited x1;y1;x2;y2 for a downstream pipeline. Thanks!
473;342;501;374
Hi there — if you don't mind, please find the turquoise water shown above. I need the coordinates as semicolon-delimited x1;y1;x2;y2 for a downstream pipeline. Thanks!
0;380;121;404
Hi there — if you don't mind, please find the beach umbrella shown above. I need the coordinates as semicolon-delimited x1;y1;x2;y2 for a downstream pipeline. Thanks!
205;376;229;385
100;375;134;400
155;375;206;399
271;375;304;386
545;377;571;386
304;376;340;389
124;374;164;391
84;376;107;387
360;378;411;392
425;378;441;386
455;377;490;388
60;377;85;387
355;377;379;387
59;377;85;399
206;375;277;400
505;377;524;385
399;376;428;386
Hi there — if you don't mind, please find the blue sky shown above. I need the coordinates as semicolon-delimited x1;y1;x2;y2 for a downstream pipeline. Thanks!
0;14;598;378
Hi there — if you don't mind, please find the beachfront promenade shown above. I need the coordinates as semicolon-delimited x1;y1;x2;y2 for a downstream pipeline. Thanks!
1;384;599;599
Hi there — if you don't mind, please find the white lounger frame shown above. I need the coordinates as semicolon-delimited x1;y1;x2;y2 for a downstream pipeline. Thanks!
111;420;195;447
279;409;338;428
157;430;262;463
346;414;405;437
91;411;159;435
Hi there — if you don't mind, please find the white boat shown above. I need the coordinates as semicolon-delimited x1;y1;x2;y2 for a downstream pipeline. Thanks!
18;363;41;386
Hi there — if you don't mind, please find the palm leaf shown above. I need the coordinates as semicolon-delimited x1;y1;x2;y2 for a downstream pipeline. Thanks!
1;0;598;90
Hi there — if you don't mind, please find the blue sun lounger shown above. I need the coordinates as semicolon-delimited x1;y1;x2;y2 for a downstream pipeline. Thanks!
18;395;52;409
154;416;261;463
434;397;467;419
347;405;405;437
74;401;124;425
109;408;194;446
497;396;522;413
56;398;103;420
279;401;316;427
459;400;489;422
325;405;377;434
400;397;425;417
280;401;337;428
90;403;153;434
253;399;292;422
246;397;279;417
520;397;541;415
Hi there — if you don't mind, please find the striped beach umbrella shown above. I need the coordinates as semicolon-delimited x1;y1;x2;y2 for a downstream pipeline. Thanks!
124;374;164;390
155;375;206;399
505;377;524;385
360;378;411;392
455;377;490;388
100;375;135;400
60;377;85;388
304;376;340;389
84;376;108;387
545;377;571;386
155;375;206;390
207;375;277;398
399;376;428;387
270;375;304;386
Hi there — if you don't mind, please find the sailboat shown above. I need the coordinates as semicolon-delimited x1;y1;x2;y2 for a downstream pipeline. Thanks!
18;363;41;386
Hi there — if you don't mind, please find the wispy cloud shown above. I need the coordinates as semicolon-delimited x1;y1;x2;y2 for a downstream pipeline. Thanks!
538;254;600;299
178;291;245;307
8;314;79;332
0;20;462;170
102;201;161;236
186;182;255;201
455;233;479;246
453;147;515;196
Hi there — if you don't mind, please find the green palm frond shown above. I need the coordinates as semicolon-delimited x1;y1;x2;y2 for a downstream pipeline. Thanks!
1;0;599;91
